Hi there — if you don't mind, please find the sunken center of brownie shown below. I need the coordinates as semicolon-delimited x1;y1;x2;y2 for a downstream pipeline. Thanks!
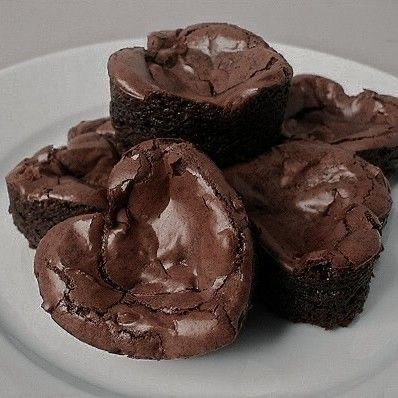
108;23;291;106
9;132;117;205
283;74;398;148
104;140;237;292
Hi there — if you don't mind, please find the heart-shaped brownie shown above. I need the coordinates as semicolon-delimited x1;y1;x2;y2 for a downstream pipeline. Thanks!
108;23;292;166
34;139;253;359
6;118;119;248
283;74;398;175
225;140;392;329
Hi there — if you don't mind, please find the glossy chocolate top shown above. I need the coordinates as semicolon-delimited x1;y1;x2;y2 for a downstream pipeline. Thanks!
34;139;253;359
67;117;115;142
225;141;391;273
108;23;292;108
6;119;119;209
283;75;398;153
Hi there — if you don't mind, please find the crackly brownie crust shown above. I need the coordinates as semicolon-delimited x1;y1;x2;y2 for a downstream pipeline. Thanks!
108;23;292;166
225;141;392;328
67;117;128;155
6;119;120;248
34;139;253;359
283;74;398;176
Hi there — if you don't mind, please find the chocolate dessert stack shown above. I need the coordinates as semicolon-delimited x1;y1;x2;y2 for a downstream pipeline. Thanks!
5;22;398;358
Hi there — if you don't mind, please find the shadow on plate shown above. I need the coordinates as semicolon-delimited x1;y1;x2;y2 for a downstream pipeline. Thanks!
218;300;290;358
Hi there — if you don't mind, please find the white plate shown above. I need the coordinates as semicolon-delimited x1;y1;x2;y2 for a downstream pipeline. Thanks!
1;40;398;398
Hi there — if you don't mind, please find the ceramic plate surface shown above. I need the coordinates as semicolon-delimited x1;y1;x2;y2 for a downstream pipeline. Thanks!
1;39;398;397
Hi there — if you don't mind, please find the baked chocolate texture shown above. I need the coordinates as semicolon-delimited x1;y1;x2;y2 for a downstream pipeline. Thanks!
108;23;293;167
283;74;398;175
225;141;392;329
34;139;253;359
6;118;119;248
67;117;115;142
67;117;128;155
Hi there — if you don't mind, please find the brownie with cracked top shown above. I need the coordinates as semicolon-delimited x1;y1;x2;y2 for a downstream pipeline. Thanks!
225;140;392;329
67;117;115;142
108;22;292;166
6;118;119;248
283;74;398;175
34;139;253;359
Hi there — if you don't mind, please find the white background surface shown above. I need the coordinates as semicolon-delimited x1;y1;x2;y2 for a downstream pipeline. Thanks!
0;1;397;397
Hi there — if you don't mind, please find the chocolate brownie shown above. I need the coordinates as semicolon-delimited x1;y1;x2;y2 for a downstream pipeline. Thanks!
66;116;136;157
34;139;253;359
6;120;120;248
225;141;392;329
108;23;293;166
67;117;115;142
283;74;398;175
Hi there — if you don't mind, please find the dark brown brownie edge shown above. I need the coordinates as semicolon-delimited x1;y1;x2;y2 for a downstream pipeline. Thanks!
109;81;290;167
7;184;101;248
358;147;398;178
254;242;378;329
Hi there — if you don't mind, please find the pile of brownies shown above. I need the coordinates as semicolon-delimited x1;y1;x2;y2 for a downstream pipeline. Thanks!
6;23;398;359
